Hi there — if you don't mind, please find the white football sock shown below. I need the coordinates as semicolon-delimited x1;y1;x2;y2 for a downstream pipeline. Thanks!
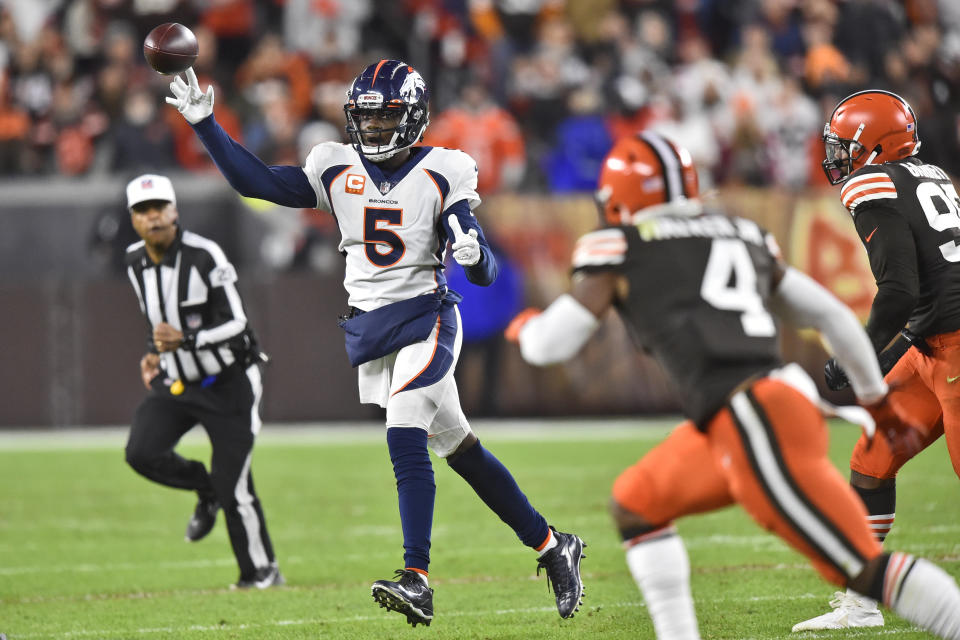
625;529;701;640
885;553;960;639
537;529;558;557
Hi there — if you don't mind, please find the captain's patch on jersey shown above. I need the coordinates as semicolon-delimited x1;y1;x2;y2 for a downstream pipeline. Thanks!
841;173;897;212
572;229;627;268
209;264;237;287
345;174;366;194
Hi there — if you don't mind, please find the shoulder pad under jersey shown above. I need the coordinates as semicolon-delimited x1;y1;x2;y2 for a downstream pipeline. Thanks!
839;165;898;214
571;228;628;270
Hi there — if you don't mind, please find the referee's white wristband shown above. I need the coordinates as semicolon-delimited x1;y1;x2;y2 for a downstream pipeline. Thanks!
518;294;600;366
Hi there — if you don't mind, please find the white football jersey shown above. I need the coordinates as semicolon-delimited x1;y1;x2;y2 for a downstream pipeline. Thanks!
303;142;481;311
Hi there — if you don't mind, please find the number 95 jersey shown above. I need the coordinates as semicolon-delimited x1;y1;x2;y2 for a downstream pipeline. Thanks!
572;214;784;427
303;142;481;311
842;157;960;339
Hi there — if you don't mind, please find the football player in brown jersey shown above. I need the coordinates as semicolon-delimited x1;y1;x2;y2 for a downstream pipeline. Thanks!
506;131;960;640
793;89;960;631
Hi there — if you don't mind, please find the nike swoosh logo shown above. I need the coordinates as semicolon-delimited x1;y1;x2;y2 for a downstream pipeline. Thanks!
865;226;879;242
949;375;960;383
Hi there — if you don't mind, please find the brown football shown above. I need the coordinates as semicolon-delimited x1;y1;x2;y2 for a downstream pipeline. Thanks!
143;23;198;75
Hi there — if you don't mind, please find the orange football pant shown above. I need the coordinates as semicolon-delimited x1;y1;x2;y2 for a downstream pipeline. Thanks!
850;330;960;480
613;377;882;585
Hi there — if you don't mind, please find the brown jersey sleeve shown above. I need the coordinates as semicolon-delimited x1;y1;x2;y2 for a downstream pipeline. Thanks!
854;204;919;351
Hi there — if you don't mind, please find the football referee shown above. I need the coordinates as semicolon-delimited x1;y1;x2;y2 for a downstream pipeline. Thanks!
122;174;282;589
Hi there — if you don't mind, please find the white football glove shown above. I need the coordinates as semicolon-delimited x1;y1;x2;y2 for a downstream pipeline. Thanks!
448;214;481;266
165;67;214;125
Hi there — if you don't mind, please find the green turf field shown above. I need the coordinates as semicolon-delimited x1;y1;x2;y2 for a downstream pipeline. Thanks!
1;419;957;640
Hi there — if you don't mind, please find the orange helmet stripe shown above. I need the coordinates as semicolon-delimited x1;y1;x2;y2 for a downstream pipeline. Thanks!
370;59;389;86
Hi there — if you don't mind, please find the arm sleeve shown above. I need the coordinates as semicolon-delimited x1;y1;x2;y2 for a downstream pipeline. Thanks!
192;115;318;209
855;205;919;352
442;199;498;286
769;266;887;403
517;294;601;366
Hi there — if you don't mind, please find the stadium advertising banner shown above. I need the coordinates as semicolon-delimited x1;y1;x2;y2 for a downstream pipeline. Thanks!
0;188;873;426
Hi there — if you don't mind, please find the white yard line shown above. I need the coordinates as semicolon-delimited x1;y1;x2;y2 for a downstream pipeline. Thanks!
0;419;681;452
6;596;927;640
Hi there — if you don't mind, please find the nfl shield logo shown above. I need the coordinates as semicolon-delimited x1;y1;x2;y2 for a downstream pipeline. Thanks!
186;313;202;330
379;181;391;194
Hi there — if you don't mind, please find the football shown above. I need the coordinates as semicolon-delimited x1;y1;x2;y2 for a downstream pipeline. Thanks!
143;23;198;75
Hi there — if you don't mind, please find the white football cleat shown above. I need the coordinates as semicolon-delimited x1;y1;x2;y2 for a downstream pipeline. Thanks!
792;591;884;632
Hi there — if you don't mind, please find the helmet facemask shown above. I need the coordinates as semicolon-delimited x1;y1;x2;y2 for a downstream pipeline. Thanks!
821;124;868;185
345;102;427;162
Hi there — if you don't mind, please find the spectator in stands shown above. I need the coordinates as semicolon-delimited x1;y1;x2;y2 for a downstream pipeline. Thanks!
0;70;30;174
0;0;957;186
109;84;176;172
197;0;256;77
425;81;525;194
235;33;313;122
542;87;613;193
509;17;590;152
282;0;371;65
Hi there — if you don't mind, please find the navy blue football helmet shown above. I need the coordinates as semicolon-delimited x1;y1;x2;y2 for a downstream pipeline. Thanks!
344;59;430;161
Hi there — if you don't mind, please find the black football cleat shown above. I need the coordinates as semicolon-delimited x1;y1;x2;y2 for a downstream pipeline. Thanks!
536;527;586;618
371;569;434;627
232;563;285;590
184;495;219;542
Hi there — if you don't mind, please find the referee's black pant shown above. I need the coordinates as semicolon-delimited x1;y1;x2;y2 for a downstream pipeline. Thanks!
125;362;276;580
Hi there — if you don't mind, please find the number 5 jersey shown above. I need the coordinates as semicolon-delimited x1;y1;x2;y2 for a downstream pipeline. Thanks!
302;142;482;312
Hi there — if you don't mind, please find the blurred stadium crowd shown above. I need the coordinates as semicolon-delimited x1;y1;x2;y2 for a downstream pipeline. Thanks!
1;0;959;194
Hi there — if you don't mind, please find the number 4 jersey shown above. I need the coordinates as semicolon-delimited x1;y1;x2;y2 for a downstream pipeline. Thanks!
302;142;481;311
572;214;783;427
841;157;960;346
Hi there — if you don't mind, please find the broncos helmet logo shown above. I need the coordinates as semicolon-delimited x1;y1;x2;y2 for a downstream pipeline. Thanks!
399;70;426;104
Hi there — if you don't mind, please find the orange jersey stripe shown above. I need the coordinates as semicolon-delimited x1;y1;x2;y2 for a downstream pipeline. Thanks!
423;169;445;210
393;315;442;395
841;174;895;197
843;187;897;209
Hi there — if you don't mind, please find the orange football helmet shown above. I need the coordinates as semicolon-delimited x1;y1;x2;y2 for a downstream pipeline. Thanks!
822;90;920;185
596;131;699;226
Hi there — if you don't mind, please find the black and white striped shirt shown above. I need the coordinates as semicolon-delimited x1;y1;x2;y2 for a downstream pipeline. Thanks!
126;228;250;383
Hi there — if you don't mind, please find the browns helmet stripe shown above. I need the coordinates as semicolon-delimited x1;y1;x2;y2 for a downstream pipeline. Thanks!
639;132;686;202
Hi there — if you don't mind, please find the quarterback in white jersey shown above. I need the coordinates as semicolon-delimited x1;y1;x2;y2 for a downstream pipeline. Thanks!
167;59;585;626
304;141;481;311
